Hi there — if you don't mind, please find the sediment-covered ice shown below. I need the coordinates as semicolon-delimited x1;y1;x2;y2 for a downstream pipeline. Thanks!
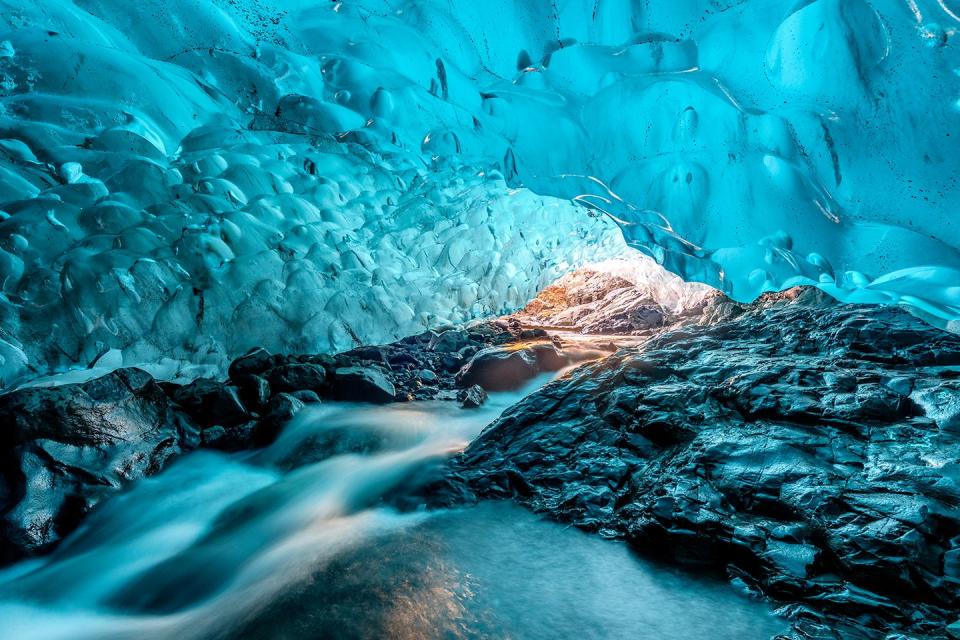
0;0;958;382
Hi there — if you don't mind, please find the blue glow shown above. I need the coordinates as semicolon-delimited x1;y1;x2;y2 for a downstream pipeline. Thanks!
0;0;958;384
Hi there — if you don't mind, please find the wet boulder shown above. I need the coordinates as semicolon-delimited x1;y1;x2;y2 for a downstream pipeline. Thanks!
228;347;276;380
428;328;470;352
200;420;260;452
255;393;307;446
529;343;569;371
341;346;390;364
170;378;249;427
457;384;488;409
0;368;193;563
290;390;322;404
266;363;328;395
233;374;271;411
0;368;179;446
456;347;538;392
327;366;397;403
438;352;465;372
948;619;960;639
581;306;665;334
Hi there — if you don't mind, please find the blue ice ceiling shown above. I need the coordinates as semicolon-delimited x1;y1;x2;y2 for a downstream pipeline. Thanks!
0;0;958;383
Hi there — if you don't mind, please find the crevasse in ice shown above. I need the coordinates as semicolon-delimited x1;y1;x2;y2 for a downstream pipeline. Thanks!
0;0;957;384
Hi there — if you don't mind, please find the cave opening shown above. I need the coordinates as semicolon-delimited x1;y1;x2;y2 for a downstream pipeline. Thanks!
1;1;959;639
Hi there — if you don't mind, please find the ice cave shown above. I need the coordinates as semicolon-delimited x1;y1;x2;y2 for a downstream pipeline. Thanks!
0;1;958;638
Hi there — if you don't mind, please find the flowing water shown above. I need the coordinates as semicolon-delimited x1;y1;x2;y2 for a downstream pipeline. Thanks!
0;371;786;640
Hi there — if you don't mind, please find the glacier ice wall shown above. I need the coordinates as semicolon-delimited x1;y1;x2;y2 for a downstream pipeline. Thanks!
0;0;624;385
1;0;959;382
296;0;958;320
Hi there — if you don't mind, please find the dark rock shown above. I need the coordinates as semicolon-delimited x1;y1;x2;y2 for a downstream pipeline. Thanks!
200;425;228;448
255;393;306;446
298;353;337;370
457;385;488;409
228;347;276;380
267;363;328;395
429;329;470;352
342;346;389;364
465;320;514;346
456;347;538;391
0;368;192;562
418;369;438;384
439;352;465;372
290;390;321;404
582;306;664;334
170;378;249;427
443;303;960;639
519;328;548;340
457;345;480;360
910;382;960;433
387;351;421;367
0;368;174;446
328;367;397;403
201;420;260;452
234;373;271;410
947;619;960;639
530;343;569;371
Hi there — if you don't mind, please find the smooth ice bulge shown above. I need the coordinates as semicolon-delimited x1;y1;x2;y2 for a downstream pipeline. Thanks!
0;0;958;384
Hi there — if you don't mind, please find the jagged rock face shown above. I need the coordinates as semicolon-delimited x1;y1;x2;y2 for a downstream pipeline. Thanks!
446;298;960;638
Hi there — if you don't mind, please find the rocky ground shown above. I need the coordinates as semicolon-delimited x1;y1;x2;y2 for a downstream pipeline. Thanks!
0;317;608;563
428;290;960;639
0;262;706;562
4;273;960;639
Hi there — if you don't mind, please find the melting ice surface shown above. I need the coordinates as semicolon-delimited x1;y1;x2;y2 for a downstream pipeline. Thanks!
1;0;959;386
0;374;785;639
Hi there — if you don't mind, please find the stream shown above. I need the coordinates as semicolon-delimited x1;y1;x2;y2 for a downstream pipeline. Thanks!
0;371;786;640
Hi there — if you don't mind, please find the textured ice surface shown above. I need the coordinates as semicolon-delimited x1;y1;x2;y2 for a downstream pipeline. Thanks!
0;0;958;382
0;129;620;384
0;1;627;385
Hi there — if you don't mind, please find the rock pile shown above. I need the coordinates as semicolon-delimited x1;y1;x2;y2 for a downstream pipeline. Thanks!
0;319;585;563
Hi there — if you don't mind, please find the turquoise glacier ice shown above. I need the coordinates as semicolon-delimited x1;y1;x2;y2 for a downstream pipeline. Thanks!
0;0;958;384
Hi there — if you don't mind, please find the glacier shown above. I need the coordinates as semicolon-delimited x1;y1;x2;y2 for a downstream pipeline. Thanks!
0;0;958;386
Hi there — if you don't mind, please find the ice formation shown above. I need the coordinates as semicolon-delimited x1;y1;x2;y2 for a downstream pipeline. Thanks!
0;0;958;383
0;0;627;385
